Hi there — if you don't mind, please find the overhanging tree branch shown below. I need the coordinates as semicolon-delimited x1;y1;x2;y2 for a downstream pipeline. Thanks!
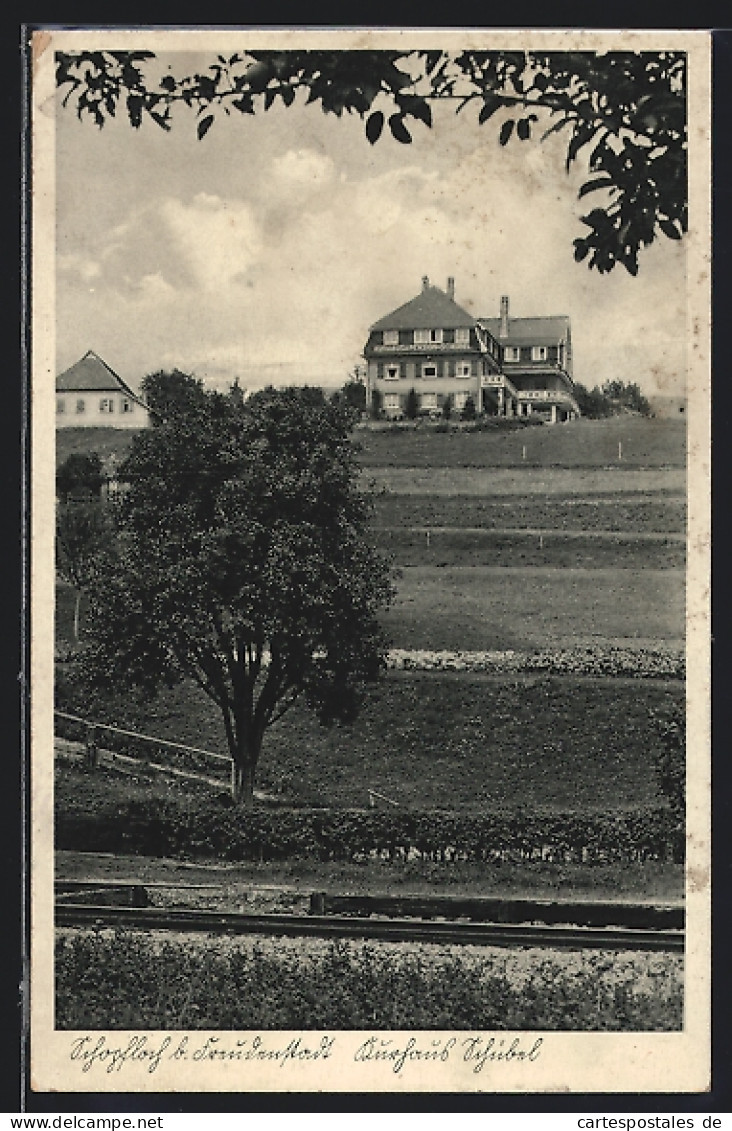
55;47;687;275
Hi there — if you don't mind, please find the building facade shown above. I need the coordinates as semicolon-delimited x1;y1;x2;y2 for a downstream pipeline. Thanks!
364;279;579;423
56;350;151;429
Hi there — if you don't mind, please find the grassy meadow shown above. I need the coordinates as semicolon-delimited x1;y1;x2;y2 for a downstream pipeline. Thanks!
56;667;681;813
356;416;686;468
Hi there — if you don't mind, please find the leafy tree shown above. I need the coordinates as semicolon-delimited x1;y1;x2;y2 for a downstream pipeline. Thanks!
650;703;685;820
229;376;246;406
56;501;114;642
141;368;209;423
405;387;419;420
441;394;452;421
461;394;477;421
572;381;613;418
601;379;652;415
56;48;686;275
331;374;366;417
80;376;394;805
573;379;652;418
56;452;105;503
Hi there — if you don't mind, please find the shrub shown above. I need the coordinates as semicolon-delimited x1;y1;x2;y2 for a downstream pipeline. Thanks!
461;395;476;421
649;703;685;818
55;766;683;865
55;932;684;1031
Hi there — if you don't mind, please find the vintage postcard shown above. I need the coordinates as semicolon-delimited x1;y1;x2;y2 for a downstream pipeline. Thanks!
29;27;711;1095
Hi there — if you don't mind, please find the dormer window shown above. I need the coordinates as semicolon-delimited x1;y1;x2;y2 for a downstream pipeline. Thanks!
455;327;470;345
415;328;443;345
531;346;548;361
383;330;399;346
504;346;520;362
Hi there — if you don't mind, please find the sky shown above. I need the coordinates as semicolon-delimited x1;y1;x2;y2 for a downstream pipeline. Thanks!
54;48;688;400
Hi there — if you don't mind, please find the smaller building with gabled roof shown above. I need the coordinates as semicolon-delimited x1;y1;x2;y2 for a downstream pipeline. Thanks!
56;351;150;430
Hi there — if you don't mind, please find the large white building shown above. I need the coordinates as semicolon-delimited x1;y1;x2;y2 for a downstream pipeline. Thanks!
364;278;579;423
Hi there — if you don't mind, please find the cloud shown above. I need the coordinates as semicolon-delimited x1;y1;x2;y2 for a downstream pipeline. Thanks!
160;194;262;291
270;148;335;189
55;108;688;399
57;252;101;282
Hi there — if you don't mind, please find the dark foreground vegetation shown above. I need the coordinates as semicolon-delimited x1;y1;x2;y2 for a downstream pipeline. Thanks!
55;762;683;868
55;931;683;1031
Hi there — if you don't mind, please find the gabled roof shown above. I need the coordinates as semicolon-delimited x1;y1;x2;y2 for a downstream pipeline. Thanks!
56;350;142;398
478;315;570;346
371;285;477;332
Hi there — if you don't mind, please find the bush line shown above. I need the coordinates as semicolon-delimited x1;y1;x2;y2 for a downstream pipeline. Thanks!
56;793;683;865
387;647;684;679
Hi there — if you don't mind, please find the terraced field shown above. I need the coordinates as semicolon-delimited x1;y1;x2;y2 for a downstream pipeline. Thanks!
364;417;685;652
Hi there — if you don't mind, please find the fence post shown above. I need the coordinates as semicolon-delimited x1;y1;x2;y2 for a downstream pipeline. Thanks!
85;724;99;770
310;892;326;916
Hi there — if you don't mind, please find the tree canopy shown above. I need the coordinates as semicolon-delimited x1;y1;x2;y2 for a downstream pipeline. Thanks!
80;375;394;804
56;47;687;275
573;378;652;418
56;451;105;502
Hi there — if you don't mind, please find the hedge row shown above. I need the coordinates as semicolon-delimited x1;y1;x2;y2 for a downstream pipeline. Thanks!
387;646;684;680
56;792;684;865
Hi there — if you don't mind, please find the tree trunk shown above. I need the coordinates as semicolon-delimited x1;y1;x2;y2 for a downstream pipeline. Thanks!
230;748;258;807
73;591;82;643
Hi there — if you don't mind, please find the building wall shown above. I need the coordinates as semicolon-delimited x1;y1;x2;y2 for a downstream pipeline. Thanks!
56;390;149;429
369;356;490;416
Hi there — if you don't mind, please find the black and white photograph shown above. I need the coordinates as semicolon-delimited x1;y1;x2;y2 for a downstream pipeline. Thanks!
30;27;711;1094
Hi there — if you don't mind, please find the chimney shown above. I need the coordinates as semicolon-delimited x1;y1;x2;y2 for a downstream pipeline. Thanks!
500;295;510;338
422;275;430;291
447;276;455;300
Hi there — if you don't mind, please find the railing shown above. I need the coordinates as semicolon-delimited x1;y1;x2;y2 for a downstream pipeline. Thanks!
54;709;231;790
367;788;401;809
54;709;230;762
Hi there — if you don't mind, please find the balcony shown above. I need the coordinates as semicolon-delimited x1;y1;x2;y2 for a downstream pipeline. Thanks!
370;341;476;354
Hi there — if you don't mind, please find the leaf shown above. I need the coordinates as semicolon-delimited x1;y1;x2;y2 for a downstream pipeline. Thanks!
499;119;514;146
516;118;531;141
388;114;412;144
578;176;616;198
659;219;682;240
365;110;384;145
232;95;255;115
573;239;590;263
566;123;594;170
478;95;504;124
406;98;432;128
150;110;171;132
197;115;214;140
